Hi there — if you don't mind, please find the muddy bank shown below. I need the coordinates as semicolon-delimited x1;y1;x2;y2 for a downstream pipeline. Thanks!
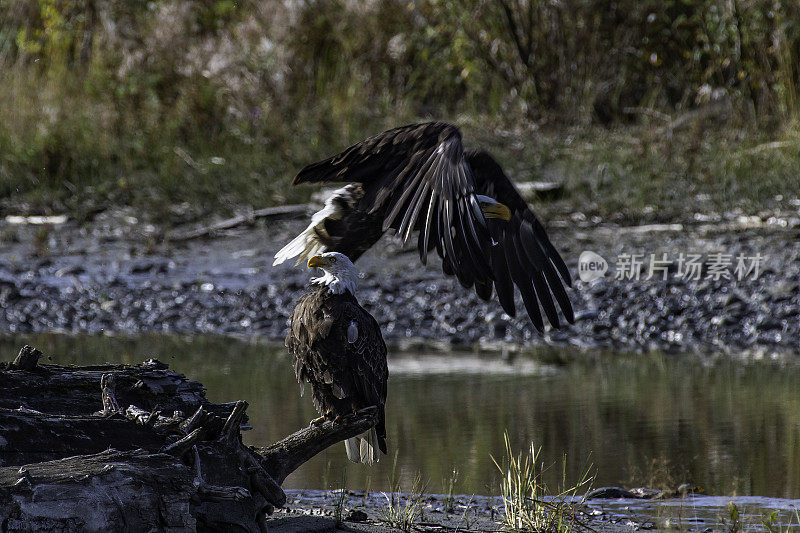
0;209;798;355
274;489;628;532
272;488;800;532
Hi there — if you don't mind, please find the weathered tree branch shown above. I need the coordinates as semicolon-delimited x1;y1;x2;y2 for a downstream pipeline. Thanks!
257;406;379;484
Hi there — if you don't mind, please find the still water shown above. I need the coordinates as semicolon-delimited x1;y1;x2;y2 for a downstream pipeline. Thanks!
3;333;799;499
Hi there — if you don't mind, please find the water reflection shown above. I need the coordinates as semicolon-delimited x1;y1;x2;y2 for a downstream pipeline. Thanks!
2;333;799;498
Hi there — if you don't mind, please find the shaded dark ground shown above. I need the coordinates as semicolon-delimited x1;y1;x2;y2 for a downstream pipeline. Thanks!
0;207;798;355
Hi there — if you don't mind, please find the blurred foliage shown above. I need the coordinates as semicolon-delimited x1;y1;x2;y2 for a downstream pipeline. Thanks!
426;0;799;122
0;0;798;218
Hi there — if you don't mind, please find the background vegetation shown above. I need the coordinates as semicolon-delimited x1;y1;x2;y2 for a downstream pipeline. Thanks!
1;0;798;222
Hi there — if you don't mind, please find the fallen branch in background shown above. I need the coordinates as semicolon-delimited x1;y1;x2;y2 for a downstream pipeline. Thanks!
168;204;308;242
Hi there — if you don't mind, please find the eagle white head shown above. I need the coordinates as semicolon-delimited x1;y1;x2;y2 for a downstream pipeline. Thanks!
307;252;359;295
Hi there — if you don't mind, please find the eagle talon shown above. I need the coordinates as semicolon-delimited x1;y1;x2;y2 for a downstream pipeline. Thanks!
309;416;326;427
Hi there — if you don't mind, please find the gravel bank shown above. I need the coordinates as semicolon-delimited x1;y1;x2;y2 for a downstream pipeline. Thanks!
1;210;798;355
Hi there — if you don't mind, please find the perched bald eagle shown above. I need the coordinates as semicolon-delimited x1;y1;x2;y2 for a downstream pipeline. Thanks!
274;122;573;332
286;252;388;464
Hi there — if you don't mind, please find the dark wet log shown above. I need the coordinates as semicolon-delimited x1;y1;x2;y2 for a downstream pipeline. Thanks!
0;347;382;532
0;402;376;531
0;408;164;466
0;450;196;532
0;353;235;420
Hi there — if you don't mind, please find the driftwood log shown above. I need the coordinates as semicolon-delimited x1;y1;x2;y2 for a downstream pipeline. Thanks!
0;345;378;532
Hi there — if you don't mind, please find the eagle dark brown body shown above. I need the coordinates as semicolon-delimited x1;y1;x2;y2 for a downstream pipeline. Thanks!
286;283;388;461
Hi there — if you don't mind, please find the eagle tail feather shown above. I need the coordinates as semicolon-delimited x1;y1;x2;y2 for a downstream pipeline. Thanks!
273;185;361;266
344;428;380;465
272;224;326;266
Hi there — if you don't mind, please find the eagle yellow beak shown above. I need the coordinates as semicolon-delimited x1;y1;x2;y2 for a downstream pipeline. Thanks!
481;201;512;221
307;255;327;269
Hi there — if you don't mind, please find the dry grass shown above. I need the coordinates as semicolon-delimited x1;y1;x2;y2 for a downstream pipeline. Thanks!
492;432;593;532
443;466;459;513
381;452;427;531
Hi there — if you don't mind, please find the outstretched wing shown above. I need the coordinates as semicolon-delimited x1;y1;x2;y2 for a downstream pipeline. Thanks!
293;122;573;332
295;122;491;290
467;149;574;330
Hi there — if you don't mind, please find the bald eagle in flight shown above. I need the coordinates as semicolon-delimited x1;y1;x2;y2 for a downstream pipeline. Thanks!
275;122;573;332
286;252;388;464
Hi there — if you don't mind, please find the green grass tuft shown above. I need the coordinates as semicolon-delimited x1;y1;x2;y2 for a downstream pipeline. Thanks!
443;466;459;513
332;468;348;527
382;451;427;531
492;432;594;532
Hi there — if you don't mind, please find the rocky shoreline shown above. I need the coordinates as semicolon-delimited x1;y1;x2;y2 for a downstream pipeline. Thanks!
1;209;798;356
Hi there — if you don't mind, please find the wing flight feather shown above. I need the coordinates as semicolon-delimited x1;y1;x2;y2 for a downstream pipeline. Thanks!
291;122;574;331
